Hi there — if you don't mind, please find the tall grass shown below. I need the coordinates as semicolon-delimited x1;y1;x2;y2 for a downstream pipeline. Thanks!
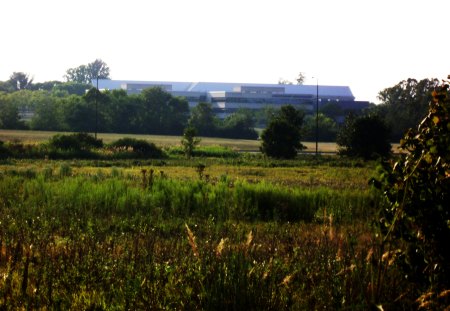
1;170;378;224
0;162;415;309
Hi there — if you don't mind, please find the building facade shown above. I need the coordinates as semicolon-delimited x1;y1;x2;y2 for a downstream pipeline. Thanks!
96;80;370;118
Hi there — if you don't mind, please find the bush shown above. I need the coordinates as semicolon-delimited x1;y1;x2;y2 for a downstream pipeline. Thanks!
260;120;305;159
0;140;10;159
337;114;391;160
109;137;164;158
260;105;305;159
374;78;450;299
49;133;103;151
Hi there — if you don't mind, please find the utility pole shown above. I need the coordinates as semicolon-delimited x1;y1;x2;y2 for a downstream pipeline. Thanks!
315;78;319;156
95;76;99;139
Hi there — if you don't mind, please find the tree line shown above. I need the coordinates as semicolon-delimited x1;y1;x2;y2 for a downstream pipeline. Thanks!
0;58;444;144
0;86;258;139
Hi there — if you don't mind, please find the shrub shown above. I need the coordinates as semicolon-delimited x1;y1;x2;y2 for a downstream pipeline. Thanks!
260;105;305;159
181;126;201;159
49;133;103;151
260;120;305;159
337;114;391;160
109;137;164;158
374;78;450;298
0;140;10;159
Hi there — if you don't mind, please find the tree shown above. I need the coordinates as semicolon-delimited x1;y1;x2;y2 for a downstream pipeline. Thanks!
64;59;110;84
0;81;15;93
87;59;110;81
181;126;201;159
373;77;450;301
278;78;293;85
278;72;305;85
219;109;258;139
9;72;33;90
337;113;391;159
302;113;338;142
64;65;90;84
189;102;218;136
295;72;306;85
376;78;439;140
30;96;63;131
278;105;304;130
260;105;305;159
60;95;97;132
29;81;62;92
102;89;140;133
139;87;189;135
53;82;91;96
0;94;25;129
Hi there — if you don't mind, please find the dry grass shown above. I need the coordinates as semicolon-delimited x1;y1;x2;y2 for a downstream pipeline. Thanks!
0;129;344;153
0;129;402;153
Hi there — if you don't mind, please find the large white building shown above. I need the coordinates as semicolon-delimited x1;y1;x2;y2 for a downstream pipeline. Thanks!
96;79;370;118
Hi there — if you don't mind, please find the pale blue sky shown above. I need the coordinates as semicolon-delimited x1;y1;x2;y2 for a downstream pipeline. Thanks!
1;0;448;103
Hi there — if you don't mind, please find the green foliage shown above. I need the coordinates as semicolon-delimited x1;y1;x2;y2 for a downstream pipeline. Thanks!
52;82;91;96
0;162;410;309
0;140;10;159
219;109;259;139
374;79;450;294
337;114;391;160
0;93;26;129
49;133;103;151
302;113;338;142
138;87;189;135
109;137;164;158
181;126;201;159
189;102;218;136
8;72;33;90
260;105;305;159
376;78;440;140
64;59;110;84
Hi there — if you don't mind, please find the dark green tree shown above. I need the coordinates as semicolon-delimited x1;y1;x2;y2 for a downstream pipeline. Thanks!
189;102;218;136
302;113;338;142
53;82;91;96
260;105;305;159
278;105;304;131
219;109;258;139
64;65;90;84
102;89;140;133
0;94;25;129
376;78;439;140
29;81;62;91
60;95;97;132
0;81;15;92
337;113;391;160
64;59;110;84
29;93;64;130
374;78;450;302
139;87;189;135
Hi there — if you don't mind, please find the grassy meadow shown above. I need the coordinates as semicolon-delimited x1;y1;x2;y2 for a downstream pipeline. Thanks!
0;131;415;309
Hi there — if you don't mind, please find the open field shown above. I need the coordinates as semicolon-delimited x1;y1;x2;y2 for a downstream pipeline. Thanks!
0;129;401;153
0;154;417;309
0;130;412;309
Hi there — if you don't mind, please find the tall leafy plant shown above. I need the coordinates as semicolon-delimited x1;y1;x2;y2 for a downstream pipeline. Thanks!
374;77;450;298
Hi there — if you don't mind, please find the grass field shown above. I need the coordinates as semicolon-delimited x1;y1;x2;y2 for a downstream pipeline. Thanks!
0;129;401;153
0;157;410;309
0;130;416;309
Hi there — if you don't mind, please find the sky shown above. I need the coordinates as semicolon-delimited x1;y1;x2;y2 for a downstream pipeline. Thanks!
1;0;449;103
